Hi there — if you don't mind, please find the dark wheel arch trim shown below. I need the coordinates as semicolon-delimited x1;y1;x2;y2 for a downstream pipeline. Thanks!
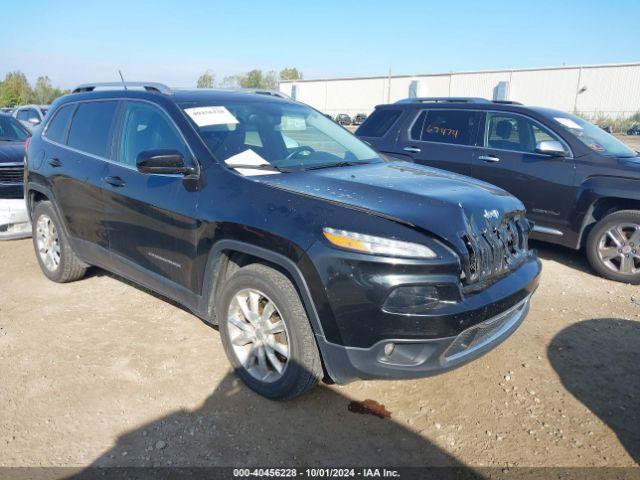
198;239;346;383
200;240;325;337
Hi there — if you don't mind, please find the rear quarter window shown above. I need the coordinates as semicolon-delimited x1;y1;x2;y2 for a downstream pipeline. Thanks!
44;104;75;144
356;109;402;137
67;101;118;158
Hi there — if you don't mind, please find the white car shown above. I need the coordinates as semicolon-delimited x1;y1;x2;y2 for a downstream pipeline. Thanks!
12;104;49;131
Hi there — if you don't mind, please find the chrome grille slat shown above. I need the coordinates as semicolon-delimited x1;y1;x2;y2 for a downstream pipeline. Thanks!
0;166;24;184
461;215;529;284
443;296;530;362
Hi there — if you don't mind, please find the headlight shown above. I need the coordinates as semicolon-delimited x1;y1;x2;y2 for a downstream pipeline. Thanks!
322;227;437;259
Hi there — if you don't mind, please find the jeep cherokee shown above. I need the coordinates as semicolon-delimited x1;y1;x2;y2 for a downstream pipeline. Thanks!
25;83;541;399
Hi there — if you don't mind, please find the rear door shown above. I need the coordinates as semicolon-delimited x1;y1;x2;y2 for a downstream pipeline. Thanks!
472;111;576;232
396;108;480;176
104;100;198;290
43;100;116;261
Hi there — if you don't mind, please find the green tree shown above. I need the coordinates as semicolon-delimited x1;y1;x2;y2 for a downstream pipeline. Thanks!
239;69;277;89
196;70;215;88
34;76;55;104
279;67;302;81
0;71;33;107
219;75;241;89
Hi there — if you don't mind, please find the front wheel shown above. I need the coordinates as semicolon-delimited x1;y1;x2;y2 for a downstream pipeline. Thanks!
217;263;323;400
32;201;87;283
586;210;640;284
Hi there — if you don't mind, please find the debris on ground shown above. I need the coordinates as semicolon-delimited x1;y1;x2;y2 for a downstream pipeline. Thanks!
348;399;391;419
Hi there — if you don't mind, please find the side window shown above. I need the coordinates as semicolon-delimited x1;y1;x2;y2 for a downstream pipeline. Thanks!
533;124;556;143
118;102;187;167
67;101;118;158
44;104;74;144
25;109;40;121
16;110;31;121
485;113;564;154
418;110;478;146
356;109;402;137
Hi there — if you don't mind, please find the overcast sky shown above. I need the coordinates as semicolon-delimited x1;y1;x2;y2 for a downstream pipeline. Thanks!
1;0;638;90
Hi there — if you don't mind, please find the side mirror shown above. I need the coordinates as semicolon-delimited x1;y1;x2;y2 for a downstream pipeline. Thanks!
535;140;566;157
136;149;191;175
28;118;41;126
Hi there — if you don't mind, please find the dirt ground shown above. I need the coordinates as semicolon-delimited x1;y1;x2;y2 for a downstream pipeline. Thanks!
1;234;639;472
1;134;640;473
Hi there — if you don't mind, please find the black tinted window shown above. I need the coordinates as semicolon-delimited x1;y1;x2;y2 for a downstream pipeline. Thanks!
0;116;29;141
356;109;401;137
118;102;186;167
45;105;74;144
67;101;118;157
417;110;478;145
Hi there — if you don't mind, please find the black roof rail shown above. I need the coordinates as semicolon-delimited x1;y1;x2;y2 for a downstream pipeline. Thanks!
492;100;523;105
237;88;291;99
72;82;172;95
395;97;492;104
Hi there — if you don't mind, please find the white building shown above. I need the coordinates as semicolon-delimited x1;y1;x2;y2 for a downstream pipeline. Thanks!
279;62;640;120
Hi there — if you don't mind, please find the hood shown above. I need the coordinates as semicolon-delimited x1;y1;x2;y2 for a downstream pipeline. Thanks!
257;161;525;245
0;142;25;165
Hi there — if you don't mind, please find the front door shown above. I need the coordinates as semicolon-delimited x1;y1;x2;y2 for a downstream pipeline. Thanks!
103;100;198;290
472;111;576;234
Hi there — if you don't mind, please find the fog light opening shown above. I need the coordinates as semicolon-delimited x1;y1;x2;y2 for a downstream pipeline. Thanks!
384;342;395;357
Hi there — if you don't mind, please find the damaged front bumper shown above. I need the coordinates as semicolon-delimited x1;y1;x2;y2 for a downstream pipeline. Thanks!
318;294;531;384
0;199;31;240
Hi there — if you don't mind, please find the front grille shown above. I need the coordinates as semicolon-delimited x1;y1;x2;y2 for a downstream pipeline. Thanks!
461;214;530;285
0;166;24;184
443;296;529;362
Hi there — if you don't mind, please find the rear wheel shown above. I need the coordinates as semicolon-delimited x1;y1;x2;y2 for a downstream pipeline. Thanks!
32;201;87;283
586;210;640;284
217;263;323;400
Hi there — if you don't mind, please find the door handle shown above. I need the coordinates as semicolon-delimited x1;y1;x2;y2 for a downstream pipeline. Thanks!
48;158;62;168
104;176;126;188
479;155;500;163
403;146;421;153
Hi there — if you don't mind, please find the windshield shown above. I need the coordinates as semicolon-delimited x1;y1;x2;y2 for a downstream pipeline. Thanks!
182;100;382;171
0;115;29;142
552;114;637;157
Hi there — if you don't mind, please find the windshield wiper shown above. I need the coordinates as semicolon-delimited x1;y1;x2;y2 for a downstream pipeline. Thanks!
227;164;292;173
304;161;371;171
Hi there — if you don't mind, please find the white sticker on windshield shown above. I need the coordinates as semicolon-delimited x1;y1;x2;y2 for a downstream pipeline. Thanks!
554;117;583;130
280;115;306;131
184;106;239;127
225;149;279;176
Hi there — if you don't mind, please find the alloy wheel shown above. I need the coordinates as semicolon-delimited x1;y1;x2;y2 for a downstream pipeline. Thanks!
36;214;60;272
227;288;290;383
597;223;640;275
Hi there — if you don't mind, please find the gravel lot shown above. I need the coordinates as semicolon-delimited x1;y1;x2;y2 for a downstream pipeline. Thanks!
1;239;639;472
1;135;639;473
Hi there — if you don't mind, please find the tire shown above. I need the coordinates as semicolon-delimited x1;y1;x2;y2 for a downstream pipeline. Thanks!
32;201;87;283
217;263;323;400
586;210;640;284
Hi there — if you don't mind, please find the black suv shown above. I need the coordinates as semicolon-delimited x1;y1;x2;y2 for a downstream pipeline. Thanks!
26;83;540;399
357;97;640;284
